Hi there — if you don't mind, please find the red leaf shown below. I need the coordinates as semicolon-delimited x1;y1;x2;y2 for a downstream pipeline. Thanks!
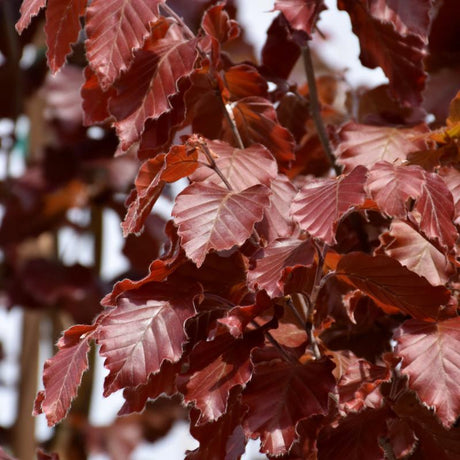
317;408;389;460
366;161;425;218
338;358;390;414
439;166;460;224
338;0;427;105
412;172;457;250
378;220;454;286
118;360;180;415
336;122;429;172
34;324;96;426
395;317;460;427
187;392;247;460
109;22;198;151
98;281;201;396
274;0;326;36
386;419;418;460
16;0;46;33
227;97;295;163
223;65;268;101
172;182;271;267
85;0;165;90
122;145;198;236
45;0;86;73
336;253;451;320
291;166;367;244
189;139;277;191
81;66;114;125
256;173;299;244
243;349;335;456
248;237;315;297
201;3;239;44
178;330;263;423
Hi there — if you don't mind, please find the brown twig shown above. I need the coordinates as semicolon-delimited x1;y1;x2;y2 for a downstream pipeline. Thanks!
301;42;341;176
199;139;234;191
160;3;196;40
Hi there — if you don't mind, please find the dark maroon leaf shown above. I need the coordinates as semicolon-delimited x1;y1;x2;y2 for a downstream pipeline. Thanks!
336;253;451;320
201;2;239;44
178;330;263;424
274;0;326;37
243;348;335;456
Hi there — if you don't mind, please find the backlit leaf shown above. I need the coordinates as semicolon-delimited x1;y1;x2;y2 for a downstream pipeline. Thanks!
189;139;277;191
336;122;429;172
336;253;450;320
248;237;315;297
98;281;201;396
366;161;425;218
274;0;326;36
16;0;46;33
109;23;198;151
395;317;460;427
34;324;96;426
438;166;460;224
201;2;239;45
243;349;335;456
378;220;454;286
412;172;457;250
291;166;367;244
85;0;165;90
45;0;86;73
172;182;271;267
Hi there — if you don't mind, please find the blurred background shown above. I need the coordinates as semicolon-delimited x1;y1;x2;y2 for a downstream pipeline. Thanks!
0;0;387;458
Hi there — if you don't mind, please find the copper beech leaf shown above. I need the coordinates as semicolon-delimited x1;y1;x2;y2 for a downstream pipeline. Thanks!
317;408;389;460
201;2;239;45
85;0;165;90
109;23;198;151
227;96;295;163
439;166;460;225
338;0;427;106
189;139;277;191
412;172;457;250
16;0;46;33
274;0;326;36
172;182;271;267
248;237;315;297
255;174;299;243
122;144;198;236
366;161;425;218
395;317;460;428
187;392;247;460
291;165;367;244
378;221;454;286
243;349;335;456
336;253;450;320
98;281;202;397
336;122;429;172
34;324;96;426
118;360;180;415
178;330;263;424
45;0;86;73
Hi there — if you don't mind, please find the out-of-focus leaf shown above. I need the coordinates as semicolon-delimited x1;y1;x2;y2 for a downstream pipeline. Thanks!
16;0;46;33
336;253;451;320
291;166;367;244
395;317;460;427
172;182;271;267
85;0;165;89
274;0;326;37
